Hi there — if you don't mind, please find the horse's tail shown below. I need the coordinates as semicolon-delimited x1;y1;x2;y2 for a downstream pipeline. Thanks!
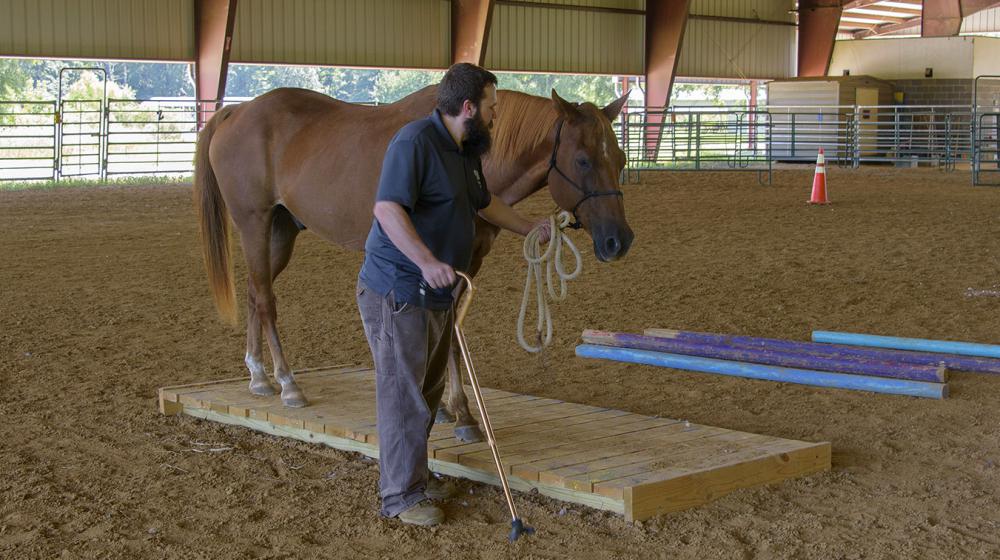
193;106;237;325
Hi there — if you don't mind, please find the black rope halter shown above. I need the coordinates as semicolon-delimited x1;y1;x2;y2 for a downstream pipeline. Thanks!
546;118;624;230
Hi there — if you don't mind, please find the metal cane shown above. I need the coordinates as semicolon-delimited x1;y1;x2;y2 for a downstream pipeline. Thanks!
453;271;535;542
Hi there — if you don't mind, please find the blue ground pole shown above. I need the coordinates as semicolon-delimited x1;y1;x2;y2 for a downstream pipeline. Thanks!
575;344;948;399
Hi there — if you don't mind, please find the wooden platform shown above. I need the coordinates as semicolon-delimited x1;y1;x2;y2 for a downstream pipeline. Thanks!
159;365;831;521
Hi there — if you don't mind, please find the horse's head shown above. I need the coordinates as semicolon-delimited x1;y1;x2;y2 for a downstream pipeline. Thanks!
546;90;634;262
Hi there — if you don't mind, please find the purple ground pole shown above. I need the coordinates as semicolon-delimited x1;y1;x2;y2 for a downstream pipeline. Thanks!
644;328;1000;376
582;331;946;383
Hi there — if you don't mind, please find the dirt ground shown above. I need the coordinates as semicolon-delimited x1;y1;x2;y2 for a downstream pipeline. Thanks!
4;166;1000;559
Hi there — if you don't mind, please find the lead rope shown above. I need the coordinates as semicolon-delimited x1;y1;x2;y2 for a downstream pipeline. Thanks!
517;210;583;353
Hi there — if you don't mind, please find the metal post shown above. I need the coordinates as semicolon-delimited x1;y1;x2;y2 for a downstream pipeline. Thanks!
790;113;796;159
695;113;702;170
853;106;861;168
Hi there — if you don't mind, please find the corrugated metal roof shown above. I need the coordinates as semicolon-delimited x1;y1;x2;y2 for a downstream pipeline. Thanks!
689;0;794;22
0;0;193;61
483;2;644;75
962;7;1000;35
0;0;802;80
229;0;451;69
507;0;644;9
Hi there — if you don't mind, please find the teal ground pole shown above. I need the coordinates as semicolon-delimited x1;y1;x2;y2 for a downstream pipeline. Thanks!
813;331;1000;359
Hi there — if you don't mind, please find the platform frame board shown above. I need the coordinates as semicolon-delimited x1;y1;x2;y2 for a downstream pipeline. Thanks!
159;365;831;521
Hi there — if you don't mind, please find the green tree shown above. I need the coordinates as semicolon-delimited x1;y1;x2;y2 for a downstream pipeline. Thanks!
497;73;617;105
225;64;324;98
372;70;444;103
63;70;134;101
318;67;378;102
106;61;193;99
0;59;30;99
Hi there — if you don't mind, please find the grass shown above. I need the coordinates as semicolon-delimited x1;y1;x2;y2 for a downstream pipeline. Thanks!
0;175;192;191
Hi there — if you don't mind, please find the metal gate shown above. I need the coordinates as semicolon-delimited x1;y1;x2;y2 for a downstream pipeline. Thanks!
0;101;57;181
973;75;1000;186
619;108;773;185
55;67;108;180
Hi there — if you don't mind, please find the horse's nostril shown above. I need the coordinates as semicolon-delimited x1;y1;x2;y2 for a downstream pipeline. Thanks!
605;236;620;255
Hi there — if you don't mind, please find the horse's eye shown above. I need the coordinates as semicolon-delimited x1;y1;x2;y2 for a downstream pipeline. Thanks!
576;157;591;169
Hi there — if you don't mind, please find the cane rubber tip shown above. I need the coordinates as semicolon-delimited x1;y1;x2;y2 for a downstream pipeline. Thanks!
508;518;535;542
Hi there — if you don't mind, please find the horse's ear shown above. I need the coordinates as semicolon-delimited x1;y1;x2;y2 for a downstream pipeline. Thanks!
551;89;580;119
602;90;630;122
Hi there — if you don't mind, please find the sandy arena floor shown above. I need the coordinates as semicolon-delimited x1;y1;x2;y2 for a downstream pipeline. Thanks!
3;167;1000;559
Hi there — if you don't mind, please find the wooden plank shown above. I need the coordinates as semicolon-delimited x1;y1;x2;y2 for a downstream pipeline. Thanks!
552;432;775;495
180;406;626;515
157;364;361;397
429;407;629;446
549;431;763;491
159;390;184;415
457;417;687;475
509;422;733;482
622;442;831;521
433;412;662;463
428;402;611;444
160;370;830;523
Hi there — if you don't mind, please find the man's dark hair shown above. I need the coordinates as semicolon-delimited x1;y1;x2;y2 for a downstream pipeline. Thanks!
437;63;498;117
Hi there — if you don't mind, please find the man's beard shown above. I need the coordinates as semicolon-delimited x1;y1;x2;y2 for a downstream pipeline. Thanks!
462;111;492;158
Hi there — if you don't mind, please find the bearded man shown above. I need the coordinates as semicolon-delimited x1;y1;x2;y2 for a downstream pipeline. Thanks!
356;63;551;526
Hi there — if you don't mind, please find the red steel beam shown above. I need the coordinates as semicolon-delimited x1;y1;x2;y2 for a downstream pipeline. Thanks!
195;0;237;129
922;0;962;36
452;0;495;65
644;0;690;157
798;0;843;77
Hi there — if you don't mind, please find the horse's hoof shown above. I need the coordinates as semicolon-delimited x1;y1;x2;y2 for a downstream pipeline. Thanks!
435;408;456;424
249;380;277;396
279;386;308;408
454;424;483;443
281;394;308;408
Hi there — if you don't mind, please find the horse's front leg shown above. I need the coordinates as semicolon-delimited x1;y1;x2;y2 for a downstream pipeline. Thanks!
439;218;498;442
445;347;484;443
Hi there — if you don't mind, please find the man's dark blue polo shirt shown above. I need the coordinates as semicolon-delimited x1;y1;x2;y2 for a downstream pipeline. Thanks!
359;110;492;310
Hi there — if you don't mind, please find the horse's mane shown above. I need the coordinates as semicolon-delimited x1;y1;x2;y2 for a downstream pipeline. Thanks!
491;91;559;163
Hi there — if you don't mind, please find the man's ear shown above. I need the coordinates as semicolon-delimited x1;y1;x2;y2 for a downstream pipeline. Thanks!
461;98;477;118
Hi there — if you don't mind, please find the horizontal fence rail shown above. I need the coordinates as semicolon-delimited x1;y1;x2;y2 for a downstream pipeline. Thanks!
105;99;203;176
619;108;773;184
0;98;994;185
0;101;57;181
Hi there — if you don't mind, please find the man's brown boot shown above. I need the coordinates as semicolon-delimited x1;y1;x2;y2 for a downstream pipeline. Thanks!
425;476;457;500
396;500;444;527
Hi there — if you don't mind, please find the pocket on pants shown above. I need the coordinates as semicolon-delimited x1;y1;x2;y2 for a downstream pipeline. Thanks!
387;290;418;316
356;283;383;342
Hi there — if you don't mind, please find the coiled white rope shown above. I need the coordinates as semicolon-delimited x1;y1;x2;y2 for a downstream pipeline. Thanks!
517;211;583;353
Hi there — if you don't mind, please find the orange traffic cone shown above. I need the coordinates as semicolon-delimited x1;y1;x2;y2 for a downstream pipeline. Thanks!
808;148;830;204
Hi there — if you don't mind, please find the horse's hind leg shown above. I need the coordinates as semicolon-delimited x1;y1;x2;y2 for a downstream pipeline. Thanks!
245;274;275;396
239;209;307;407
244;207;301;397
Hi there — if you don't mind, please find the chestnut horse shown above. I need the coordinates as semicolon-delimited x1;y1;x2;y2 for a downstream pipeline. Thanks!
194;85;634;442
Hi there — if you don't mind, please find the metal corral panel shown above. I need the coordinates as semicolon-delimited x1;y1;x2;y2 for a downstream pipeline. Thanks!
229;0;451;69
768;80;839;106
0;0;193;61
483;2;644;74
678;18;796;79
